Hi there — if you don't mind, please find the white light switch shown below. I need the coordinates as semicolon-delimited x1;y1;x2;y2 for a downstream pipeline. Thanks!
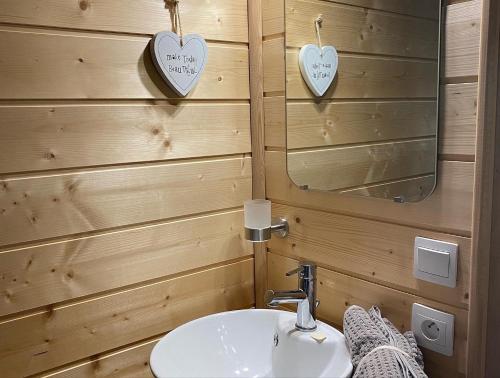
417;247;449;277
414;237;458;288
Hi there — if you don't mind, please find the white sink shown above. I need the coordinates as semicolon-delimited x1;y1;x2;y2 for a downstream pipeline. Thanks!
150;309;353;378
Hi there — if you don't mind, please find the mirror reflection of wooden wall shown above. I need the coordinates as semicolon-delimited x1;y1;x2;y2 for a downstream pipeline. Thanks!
285;0;440;201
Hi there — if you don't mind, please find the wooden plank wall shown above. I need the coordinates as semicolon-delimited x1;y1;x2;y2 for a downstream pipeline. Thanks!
0;1;254;377
262;0;481;377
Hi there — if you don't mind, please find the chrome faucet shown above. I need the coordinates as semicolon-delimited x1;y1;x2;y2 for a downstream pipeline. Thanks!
265;262;318;331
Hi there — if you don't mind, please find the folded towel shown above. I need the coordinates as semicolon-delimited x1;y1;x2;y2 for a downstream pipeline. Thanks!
343;305;427;378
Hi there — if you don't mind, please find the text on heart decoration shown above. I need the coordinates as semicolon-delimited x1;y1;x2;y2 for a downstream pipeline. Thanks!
298;15;339;97
150;0;208;97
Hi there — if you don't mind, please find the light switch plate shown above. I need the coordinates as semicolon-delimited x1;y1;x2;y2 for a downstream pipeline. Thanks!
412;303;454;356
414;237;458;287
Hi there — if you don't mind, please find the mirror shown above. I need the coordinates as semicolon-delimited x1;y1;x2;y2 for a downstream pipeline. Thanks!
285;0;442;202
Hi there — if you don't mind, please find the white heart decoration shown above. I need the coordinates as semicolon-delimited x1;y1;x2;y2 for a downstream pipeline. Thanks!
298;44;338;97
150;31;208;97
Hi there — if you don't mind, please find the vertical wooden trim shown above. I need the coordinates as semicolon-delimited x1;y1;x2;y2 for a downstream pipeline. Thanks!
248;0;267;308
485;77;500;376
467;0;500;376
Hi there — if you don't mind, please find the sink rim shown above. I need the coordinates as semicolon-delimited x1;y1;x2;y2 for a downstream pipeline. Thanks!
150;308;353;378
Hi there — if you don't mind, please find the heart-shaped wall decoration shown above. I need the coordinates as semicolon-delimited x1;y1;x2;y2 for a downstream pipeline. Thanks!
150;31;208;97
298;44;338;97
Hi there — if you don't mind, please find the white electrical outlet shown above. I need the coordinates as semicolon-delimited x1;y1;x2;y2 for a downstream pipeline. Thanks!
411;303;454;356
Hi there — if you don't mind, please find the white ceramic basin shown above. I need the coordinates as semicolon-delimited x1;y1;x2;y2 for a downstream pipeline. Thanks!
150;309;353;378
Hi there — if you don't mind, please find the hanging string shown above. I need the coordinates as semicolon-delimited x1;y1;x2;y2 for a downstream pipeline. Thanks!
170;0;184;46
314;15;323;53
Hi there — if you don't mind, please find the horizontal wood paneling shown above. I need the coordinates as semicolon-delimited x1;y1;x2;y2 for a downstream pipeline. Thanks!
268;253;467;378
287;139;436;191
0;259;254;377
341;175;436;202
0;103;250;173
266;151;473;235
262;0;440;37
322;0;440;19
42;338;159;378
0;0;254;375
266;83;477;153
287;50;438;99
0;157;252;247
46;340;156;378
269;204;470;308
0;29;249;100
263;0;475;39
286;0;439;58
0;0;248;43
0;209;251;316
286;101;437;149
263;0;481;92
440;83;478;157
444;0;481;79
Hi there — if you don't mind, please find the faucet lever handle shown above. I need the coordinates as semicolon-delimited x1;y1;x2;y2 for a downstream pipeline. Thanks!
286;262;316;278
285;267;301;277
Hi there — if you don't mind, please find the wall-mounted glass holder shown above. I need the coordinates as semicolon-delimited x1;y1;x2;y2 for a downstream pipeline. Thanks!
244;200;289;243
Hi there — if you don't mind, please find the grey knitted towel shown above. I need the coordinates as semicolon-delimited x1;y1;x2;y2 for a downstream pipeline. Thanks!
343;305;427;378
